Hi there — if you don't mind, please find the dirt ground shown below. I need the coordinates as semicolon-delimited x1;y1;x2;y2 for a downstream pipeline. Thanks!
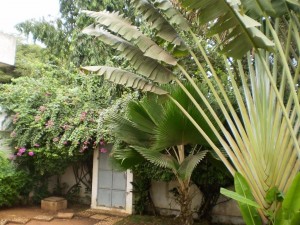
0;205;103;225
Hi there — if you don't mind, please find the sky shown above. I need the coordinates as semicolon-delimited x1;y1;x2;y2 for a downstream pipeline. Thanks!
0;0;60;35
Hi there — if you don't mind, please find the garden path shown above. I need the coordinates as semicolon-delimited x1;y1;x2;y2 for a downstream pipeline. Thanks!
0;206;125;225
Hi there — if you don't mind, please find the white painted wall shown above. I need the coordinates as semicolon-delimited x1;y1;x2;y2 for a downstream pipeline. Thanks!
150;181;244;225
0;32;16;67
48;166;92;205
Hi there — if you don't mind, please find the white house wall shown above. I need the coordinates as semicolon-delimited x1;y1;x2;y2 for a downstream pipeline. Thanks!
0;32;16;67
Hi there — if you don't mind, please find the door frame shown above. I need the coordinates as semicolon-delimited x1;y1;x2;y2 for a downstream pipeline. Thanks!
91;146;133;214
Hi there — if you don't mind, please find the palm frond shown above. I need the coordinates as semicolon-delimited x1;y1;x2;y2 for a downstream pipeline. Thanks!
81;66;168;95
108;114;155;147
152;0;190;31
82;25;174;83
133;145;179;170
126;101;158;133
132;0;186;46
177;151;208;181
178;0;274;58
83;10;177;65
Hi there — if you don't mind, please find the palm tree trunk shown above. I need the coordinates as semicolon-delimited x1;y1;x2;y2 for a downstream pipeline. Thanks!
178;182;194;225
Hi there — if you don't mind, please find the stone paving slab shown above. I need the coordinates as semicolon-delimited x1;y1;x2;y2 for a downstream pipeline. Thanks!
32;215;54;222
90;214;109;220
7;217;30;224
75;210;97;218
93;216;123;225
56;212;74;219
0;219;7;225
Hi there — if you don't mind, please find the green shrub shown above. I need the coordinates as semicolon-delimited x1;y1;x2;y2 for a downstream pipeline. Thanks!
0;152;30;207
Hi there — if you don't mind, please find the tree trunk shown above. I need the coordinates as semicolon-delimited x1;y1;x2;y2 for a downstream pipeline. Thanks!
178;185;194;225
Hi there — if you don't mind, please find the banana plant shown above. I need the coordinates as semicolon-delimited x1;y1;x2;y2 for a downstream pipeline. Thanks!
81;0;300;224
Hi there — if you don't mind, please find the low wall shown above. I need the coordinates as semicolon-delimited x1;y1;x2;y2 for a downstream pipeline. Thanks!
48;166;92;205
150;181;244;225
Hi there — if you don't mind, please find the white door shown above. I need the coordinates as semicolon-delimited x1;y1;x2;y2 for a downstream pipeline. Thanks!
97;148;127;209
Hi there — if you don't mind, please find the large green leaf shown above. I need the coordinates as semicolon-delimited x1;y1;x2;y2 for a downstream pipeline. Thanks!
82;24;174;83
234;172;263;225
81;66;168;95
133;146;179;170
132;0;185;46
281;173;300;220
241;0;300;18
178;0;274;58
177;151;208;180
220;188;261;208
83;10;177;65
152;0;190;31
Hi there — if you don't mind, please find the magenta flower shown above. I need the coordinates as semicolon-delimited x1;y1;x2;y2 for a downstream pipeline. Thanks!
17;152;22;157
28;151;34;156
18;147;26;154
100;139;105;146
100;148;107;153
34;143;40;147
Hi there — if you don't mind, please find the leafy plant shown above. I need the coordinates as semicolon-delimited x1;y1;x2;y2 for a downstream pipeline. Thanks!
221;172;300;225
81;0;300;224
0;152;30;207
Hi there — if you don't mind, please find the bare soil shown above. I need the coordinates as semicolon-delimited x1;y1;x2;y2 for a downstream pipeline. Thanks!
0;205;98;225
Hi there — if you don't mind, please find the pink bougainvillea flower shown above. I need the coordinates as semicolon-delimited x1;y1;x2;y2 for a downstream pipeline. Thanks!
9;154;16;160
17;152;22;157
34;115;41;122
18;147;26;154
62;124;71;130
28;151;34;156
39;106;47;112
100;139;105;146
10;131;17;137
45;120;54;128
80;112;87;121
12;113;20;124
34;143;40;147
53;137;59;142
100;148;107;153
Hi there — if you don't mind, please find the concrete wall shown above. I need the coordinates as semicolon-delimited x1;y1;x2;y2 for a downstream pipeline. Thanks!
0;32;16;67
0;108;11;154
48;165;92;205
150;181;244;225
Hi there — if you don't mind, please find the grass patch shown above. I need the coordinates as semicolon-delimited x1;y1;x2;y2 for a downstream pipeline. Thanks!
115;215;214;225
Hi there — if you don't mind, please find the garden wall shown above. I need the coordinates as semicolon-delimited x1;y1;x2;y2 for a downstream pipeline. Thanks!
150;181;244;225
48;166;91;205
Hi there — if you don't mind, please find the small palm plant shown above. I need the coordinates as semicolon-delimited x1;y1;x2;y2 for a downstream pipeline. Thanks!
81;0;300;224
108;83;224;225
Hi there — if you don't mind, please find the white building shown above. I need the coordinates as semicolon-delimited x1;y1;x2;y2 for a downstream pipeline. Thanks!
0;32;16;67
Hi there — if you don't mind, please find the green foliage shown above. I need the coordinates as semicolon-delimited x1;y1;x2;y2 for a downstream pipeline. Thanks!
0;152;30;207
221;172;300;225
192;154;233;220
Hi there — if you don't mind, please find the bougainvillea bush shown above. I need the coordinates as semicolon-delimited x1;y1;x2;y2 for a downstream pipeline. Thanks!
0;45;138;202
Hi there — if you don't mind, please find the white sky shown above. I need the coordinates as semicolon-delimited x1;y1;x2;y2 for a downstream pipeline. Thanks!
0;0;60;35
